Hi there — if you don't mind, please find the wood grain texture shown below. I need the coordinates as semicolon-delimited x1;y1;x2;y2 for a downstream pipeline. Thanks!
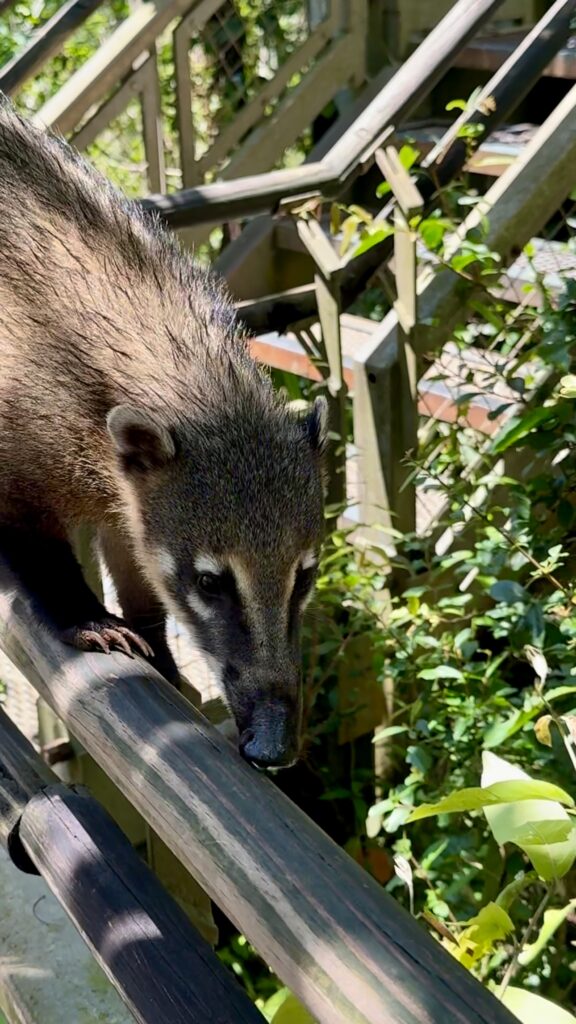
18;785;263;1024
0;558;517;1024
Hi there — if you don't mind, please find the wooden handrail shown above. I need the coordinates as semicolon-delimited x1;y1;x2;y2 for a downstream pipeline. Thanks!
0;706;263;1023
0;558;517;1024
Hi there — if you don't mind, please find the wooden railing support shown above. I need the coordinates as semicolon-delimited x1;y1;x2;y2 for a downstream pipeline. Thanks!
0;558;517;1024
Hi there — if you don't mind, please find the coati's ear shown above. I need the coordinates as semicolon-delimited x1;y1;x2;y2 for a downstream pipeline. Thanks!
301;396;328;456
106;405;176;472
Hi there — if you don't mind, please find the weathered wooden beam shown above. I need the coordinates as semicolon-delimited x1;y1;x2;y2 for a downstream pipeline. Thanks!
19;788;263;1024
143;0;509;227
140;48;166;194
0;0;103;96
0;846;133;1024
0;707;263;1023
0;559;517;1024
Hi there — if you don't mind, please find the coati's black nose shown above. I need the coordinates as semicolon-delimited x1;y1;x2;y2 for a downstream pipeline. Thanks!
239;718;298;770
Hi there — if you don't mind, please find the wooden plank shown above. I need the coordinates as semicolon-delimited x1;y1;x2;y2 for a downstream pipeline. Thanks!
0;559;518;1024
0;707;53;849
173;13;197;189
219;34;357;182
296;217;341;280
0;847;133;1024
454;29;576;79
32;0;191;134
19;787;262;1024
0;0;104;96
69;57;149;151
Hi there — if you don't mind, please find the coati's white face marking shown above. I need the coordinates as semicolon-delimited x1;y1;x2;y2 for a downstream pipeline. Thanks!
154;546;177;578
194;554;224;576
186;590;215;621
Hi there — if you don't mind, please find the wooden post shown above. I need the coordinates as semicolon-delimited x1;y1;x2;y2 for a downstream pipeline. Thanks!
140;46;166;194
296;217;347;512
0;557;518;1024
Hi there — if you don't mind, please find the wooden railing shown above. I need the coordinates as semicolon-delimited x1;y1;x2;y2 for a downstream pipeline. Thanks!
0;557;518;1024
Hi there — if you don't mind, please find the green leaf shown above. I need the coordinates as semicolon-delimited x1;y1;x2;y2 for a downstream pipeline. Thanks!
450;251;479;273
273;995;316;1023
501;987;576;1024
483;707;539;749
329;202;341;236
339;214;360;256
406;779;573;823
490;580;527;604
518;899;576;966
449;903;514;967
482;753;576;881
376;180;391;197
512;820;574;846
491;406;558;453
419;218;448;250
398;143;419;170
417;666;464;681
352;224;394;257
264;989;317;1024
558;373;576;398
445;98;467;111
372;725;408;743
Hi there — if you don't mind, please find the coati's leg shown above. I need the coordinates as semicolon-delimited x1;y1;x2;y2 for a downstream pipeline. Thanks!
98;525;181;687
0;525;152;657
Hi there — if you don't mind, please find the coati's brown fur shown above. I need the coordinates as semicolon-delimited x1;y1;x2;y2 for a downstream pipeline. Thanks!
0;96;327;767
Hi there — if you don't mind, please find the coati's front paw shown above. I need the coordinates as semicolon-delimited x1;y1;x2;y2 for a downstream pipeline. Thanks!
61;617;154;658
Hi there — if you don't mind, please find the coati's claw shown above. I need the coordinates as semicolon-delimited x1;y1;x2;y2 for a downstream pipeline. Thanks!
62;620;154;659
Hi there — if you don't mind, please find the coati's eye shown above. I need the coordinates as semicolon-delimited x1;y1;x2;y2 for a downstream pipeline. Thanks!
197;572;222;598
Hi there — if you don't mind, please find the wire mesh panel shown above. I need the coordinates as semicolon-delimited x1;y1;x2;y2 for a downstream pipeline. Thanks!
172;0;338;184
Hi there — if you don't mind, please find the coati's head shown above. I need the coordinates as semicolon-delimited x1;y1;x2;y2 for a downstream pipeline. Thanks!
107;389;327;769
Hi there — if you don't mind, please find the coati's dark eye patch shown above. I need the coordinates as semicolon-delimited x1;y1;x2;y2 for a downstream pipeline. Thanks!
197;572;223;598
196;569;240;602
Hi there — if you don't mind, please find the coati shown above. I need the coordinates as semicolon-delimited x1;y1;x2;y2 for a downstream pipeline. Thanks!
0;96;327;768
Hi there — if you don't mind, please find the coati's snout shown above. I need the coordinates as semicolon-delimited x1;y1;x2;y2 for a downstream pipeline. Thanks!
238;698;301;769
107;395;327;769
